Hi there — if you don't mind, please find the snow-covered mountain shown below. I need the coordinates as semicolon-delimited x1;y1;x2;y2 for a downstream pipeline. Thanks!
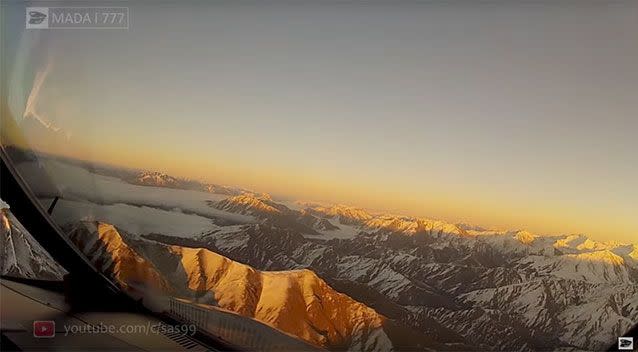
0;199;66;280
305;204;374;226
215;194;339;235
126;170;247;197
216;193;290;217
67;221;172;292
127;171;184;189
65;220;405;351
11;152;635;350
202;184;244;196
298;209;341;231
149;200;636;351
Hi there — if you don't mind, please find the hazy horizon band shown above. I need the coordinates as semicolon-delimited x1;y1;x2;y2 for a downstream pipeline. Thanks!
2;1;637;243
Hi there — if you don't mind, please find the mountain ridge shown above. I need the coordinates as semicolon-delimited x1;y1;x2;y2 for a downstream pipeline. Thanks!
1;199;67;280
66;220;412;351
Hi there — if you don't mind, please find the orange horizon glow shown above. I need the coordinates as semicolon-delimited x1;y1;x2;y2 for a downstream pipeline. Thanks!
8;137;634;245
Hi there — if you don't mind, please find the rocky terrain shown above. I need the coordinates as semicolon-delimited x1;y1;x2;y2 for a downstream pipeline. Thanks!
138;194;637;351
7;152;636;351
65;220;420;351
0;198;66;280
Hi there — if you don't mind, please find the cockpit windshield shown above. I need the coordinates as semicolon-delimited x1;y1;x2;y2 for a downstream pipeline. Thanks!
2;2;637;351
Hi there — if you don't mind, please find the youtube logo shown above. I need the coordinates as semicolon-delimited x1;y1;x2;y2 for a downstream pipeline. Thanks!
33;320;55;338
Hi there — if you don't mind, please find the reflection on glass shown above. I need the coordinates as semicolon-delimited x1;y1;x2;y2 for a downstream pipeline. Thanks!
1;2;637;351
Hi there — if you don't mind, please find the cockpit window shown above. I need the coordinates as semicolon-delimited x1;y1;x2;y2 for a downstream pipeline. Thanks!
1;2;636;351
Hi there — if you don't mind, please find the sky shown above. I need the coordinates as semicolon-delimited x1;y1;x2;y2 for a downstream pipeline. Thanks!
3;1;637;243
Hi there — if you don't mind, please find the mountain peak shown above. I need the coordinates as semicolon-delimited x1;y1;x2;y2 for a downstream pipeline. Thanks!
67;221;171;292
305;204;373;226
129;171;182;188
1;203;66;280
216;193;284;216
514;230;537;245
203;184;244;196
67;221;393;351
570;249;625;266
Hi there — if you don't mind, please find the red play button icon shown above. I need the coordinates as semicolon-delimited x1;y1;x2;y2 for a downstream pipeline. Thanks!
33;320;55;338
